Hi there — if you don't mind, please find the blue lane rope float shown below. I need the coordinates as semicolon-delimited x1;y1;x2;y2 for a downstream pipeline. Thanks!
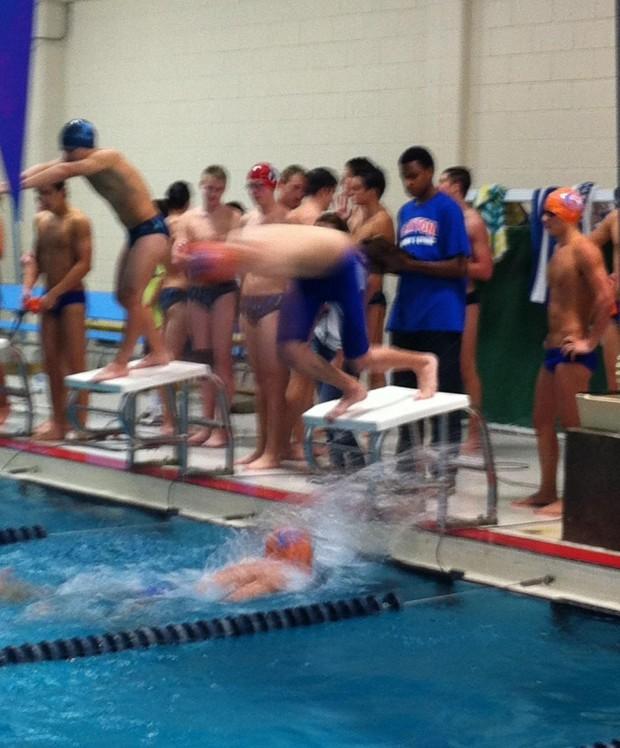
0;592;401;667
0;525;46;545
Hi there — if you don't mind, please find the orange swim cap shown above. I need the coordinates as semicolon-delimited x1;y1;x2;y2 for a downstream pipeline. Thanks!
264;527;313;569
543;188;584;225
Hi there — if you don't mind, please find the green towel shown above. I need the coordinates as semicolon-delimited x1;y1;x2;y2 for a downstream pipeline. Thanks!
474;184;508;262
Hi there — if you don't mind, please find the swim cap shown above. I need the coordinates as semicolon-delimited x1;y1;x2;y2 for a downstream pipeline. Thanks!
59;119;96;150
543;188;583;225
264;527;313;569
246;162;278;190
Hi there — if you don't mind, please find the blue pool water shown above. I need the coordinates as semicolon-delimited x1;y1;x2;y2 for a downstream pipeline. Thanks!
0;480;619;747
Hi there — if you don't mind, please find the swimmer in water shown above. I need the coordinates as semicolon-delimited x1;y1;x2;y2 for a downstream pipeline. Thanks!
195;527;314;602
0;527;314;609
0;569;50;603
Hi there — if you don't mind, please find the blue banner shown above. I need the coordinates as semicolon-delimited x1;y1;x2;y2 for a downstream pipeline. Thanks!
0;0;35;214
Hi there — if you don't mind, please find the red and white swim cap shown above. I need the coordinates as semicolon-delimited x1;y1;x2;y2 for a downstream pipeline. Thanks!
246;162;279;190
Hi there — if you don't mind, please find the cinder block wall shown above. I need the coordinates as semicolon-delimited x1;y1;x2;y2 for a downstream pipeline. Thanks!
10;0;615;289
467;0;615;185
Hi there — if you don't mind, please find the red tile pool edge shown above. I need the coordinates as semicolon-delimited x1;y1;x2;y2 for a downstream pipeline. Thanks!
0;437;309;504
450;526;620;570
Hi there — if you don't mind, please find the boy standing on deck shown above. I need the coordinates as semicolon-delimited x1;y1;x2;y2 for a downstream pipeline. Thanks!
22;181;92;440
21;119;170;383
388;146;470;454
513;188;611;517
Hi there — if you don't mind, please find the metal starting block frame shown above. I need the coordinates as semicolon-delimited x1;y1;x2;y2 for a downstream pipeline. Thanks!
64;360;233;475
0;336;34;436
303;386;497;526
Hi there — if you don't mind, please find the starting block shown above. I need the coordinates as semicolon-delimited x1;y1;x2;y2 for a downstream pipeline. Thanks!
302;386;497;525
64;360;233;474
0;336;34;436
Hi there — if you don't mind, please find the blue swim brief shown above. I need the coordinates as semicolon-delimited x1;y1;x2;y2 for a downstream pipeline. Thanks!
127;214;169;248
543;347;598;374
159;287;188;312
277;249;369;360
47;289;86;318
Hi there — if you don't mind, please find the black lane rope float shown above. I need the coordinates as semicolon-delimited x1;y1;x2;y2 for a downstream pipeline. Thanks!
579;741;620;748
0;525;46;545
0;592;401;668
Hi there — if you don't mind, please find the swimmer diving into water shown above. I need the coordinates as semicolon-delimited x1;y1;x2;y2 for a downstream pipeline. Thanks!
21;119;170;383
181;223;438;419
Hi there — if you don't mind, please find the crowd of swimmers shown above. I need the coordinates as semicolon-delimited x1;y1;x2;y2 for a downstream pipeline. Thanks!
0;117;614;522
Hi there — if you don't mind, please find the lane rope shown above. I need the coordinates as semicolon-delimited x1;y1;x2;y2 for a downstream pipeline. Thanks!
0;525;46;545
0;591;401;667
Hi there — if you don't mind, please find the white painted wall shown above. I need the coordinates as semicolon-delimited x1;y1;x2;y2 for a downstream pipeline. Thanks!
11;0;616;289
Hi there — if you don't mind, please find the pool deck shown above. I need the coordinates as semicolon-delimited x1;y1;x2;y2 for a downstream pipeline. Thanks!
0;385;618;614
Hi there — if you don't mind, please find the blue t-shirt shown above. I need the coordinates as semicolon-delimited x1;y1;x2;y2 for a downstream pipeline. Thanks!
387;192;471;333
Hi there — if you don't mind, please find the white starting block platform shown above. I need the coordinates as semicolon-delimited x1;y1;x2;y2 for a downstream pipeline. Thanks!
303;387;470;433
66;361;208;393
64;360;233;474
303;386;497;525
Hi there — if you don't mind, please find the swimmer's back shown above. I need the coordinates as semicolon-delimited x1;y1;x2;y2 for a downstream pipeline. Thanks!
83;149;158;229
235;223;351;254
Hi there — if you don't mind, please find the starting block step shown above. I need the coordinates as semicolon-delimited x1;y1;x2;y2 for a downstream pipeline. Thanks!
64;360;209;394
302;386;470;432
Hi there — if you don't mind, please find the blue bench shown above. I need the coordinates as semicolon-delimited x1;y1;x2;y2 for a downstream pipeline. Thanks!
84;290;126;344
0;284;126;344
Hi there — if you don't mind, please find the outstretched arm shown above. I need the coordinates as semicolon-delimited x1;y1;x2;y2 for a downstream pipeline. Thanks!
21;149;119;189
397;254;468;278
21;158;62;181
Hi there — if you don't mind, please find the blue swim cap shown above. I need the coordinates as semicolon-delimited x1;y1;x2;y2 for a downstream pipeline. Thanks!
60;119;96;150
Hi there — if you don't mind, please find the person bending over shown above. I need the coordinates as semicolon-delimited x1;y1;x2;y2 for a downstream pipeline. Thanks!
21;119;170;382
183;222;438;420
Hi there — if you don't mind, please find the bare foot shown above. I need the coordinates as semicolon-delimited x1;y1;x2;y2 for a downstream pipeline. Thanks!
188;427;211;446
33;419;54;437
416;354;439;399
0;403;10;425
535;499;563;517
326;382;367;421
204;428;229;448
243;454;281;470
236;450;263;465
511;492;559;509
92;361;129;382
133;351;171;369
32;423;65;441
282;444;305;461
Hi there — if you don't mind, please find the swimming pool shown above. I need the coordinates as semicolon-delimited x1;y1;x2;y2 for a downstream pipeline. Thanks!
0;480;619;747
